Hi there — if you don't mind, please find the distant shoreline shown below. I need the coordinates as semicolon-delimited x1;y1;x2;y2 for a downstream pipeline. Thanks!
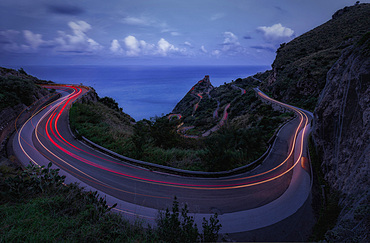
10;65;269;120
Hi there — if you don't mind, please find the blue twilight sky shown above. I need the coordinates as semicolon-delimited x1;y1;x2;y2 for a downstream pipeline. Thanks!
0;0;367;66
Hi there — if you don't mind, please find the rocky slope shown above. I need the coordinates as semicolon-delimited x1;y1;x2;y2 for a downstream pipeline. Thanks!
312;34;369;241
262;3;370;111
172;75;215;117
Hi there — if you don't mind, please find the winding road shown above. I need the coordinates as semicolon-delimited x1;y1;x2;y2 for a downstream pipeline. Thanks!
12;84;313;235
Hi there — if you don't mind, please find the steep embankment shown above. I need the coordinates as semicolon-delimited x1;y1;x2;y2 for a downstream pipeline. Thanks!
262;3;370;111
312;34;370;242
0;67;51;151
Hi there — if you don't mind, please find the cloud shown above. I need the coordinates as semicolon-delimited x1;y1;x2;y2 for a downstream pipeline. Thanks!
123;35;140;56
69;21;91;35
123;35;155;56
210;13;225;21
200;45;207;53
122;16;152;26
184;41;192;47
210;32;249;57
0;30;19;44
114;35;185;57
257;23;294;43
212;50;220;56
170;32;181;36
0;30;21;52
46;4;84;16
23;30;44;49
122;15;168;30
250;44;276;52
157;38;179;56
220;32;247;55
55;21;102;53
110;39;123;54
1;29;53;53
223;32;239;45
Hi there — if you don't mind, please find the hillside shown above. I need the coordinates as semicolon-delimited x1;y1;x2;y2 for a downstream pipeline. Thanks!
0;67;52;111
170;75;291;138
257;3;370;241
69;73;292;172
261;3;370;111
0;67;52;152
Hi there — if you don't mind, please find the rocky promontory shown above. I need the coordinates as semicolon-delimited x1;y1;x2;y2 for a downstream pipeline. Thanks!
171;75;214;116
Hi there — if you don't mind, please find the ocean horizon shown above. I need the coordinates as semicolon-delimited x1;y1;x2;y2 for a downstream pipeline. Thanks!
17;65;269;120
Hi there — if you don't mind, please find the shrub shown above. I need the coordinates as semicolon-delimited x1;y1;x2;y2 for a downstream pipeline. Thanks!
156;197;221;242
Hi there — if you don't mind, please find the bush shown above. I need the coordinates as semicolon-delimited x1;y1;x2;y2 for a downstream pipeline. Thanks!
156;197;221;242
1;163;222;242
2;162;66;201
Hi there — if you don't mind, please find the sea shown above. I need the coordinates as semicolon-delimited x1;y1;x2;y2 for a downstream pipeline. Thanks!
20;65;269;121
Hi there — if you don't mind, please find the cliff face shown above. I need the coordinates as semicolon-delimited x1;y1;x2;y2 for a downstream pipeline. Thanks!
313;36;370;241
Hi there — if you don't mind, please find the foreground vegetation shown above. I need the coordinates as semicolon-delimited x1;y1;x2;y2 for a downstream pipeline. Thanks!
0;162;221;242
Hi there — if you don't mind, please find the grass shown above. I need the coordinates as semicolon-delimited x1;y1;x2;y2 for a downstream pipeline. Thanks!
70;102;134;155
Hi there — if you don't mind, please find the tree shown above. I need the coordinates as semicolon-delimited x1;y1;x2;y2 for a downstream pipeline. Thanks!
150;116;180;149
18;67;27;75
131;119;152;158
99;96;120;112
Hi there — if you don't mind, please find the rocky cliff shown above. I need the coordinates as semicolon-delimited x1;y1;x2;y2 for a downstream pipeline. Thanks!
312;35;369;241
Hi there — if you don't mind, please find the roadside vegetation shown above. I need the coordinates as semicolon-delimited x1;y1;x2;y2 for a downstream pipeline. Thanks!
0;162;221;242
0;67;50;111
69;99;134;155
70;78;293;172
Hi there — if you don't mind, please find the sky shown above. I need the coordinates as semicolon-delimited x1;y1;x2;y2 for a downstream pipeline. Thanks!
0;0;367;66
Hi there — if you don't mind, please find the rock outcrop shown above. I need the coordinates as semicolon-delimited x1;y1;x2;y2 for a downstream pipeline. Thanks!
171;75;214;115
312;35;370;241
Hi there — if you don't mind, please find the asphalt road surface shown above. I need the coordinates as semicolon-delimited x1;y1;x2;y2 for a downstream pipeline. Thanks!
12;85;313;234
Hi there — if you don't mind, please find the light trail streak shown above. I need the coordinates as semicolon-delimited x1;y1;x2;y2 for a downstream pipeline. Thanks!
33;86;170;199
38;86;309;190
16;87;76;167
17;85;309;193
223;91;307;182
14;84;311;220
